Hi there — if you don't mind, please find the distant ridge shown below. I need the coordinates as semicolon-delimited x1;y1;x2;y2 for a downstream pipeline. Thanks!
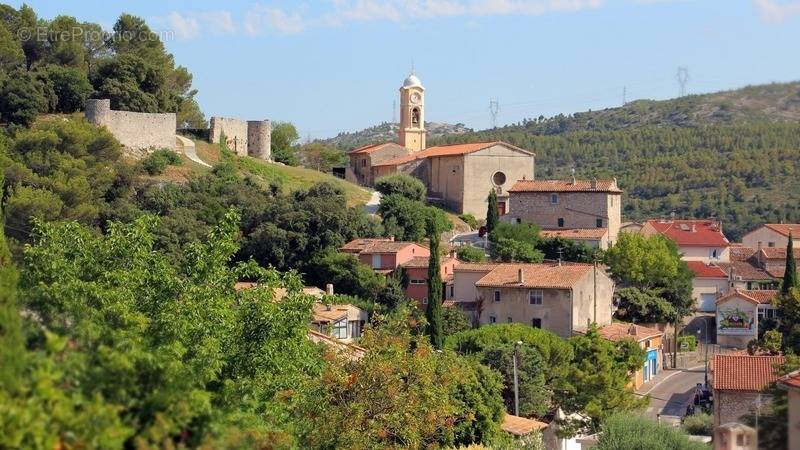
320;121;471;151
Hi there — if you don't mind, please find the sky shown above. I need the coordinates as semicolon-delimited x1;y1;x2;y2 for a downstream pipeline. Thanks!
9;0;800;139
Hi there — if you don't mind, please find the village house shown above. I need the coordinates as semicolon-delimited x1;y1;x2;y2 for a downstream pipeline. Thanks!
399;254;458;309
311;301;368;344
710;354;784;427
505;178;622;249
345;73;535;219
715;289;779;348
340;238;429;274
753;246;800;280
597;322;664;388
640;219;730;263
451;262;500;322
741;223;800;250
777;370;800;450
686;261;730;312
716;246;776;291
475;262;614;338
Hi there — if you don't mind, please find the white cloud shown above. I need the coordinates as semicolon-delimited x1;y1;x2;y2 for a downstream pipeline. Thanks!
201;11;236;34
166;12;199;40
754;0;800;24
245;6;305;35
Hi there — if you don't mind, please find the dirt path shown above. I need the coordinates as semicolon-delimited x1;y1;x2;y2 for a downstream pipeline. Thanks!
176;135;211;168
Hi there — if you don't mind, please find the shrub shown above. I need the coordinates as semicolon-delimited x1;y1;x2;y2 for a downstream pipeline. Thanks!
597;413;708;450
457;245;486;262
677;335;697;352
374;173;427;201
458;213;479;230
682;412;713;436
142;149;182;175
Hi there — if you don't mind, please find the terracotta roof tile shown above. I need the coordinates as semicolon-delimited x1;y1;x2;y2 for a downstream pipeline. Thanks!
454;262;500;272
347;142;407;155
712;354;784;391
476;263;593;289
340;238;395;252
598;322;663;342
373;141;533;167
540;228;609;240
340;238;426;254
501;414;548;436
686;261;728;278
778;370;800;390
759;247;800;261
400;255;457;269
509;179;622;193
716;289;778;305
763;223;800;238
645;220;729;247
729;246;757;261
716;261;772;281
311;302;360;323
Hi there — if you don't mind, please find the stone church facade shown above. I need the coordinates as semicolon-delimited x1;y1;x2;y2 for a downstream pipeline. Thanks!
346;73;535;219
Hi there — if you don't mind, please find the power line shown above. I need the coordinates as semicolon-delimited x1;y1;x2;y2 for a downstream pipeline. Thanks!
676;67;689;97
489;99;500;128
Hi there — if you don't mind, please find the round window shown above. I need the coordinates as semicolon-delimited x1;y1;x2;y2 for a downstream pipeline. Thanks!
492;171;507;186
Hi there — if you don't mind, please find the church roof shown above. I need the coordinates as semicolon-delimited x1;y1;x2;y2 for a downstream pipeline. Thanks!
373;141;533;167
509;179;622;193
347;142;406;155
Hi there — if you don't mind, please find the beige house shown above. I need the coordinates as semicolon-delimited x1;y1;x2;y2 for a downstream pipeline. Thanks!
597;323;663;389
311;302;368;344
452;262;500;322
475;262;614;338
741;223;800;250
711;354;784;427
505;178;622;248
640;219;730;263
715;289;779;348
346;143;410;186
777;370;800;450
686;261;730;312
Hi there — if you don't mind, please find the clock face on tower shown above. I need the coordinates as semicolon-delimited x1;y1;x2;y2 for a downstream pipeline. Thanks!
410;93;421;104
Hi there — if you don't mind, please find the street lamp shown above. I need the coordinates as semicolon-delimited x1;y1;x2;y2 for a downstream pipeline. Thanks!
513;340;522;416
697;319;709;387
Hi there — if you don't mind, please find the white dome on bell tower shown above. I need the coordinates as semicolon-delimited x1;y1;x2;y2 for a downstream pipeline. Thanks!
402;73;423;89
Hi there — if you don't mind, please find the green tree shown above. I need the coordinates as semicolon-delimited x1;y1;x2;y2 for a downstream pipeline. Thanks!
306;251;385;301
426;215;444;349
442;306;472;335
300;141;345;172
481;343;551;417
379;194;453;242
486;189;499;232
0;70;50;126
271;121;300;165
374;173;427;201
783;232;797;294
35;64;92;113
0;21;23;71
457;245;486;262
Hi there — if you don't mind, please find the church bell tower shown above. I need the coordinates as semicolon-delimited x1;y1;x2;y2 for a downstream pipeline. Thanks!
399;73;426;152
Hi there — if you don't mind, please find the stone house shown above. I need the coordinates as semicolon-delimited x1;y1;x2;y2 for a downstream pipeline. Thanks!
452;262;500;322
311;302;368;344
505;178;622;249
340;238;429;274
597;322;663;389
715;290;779;348
374;141;535;219
345;142;410;186
777;369;800;450
540;228;609;249
753;246;800;280
713;423;756;450
741;223;800;250
475;262;614;338
399;255;458;309
711;354;784;427
640;219;730;263
686;261;730;312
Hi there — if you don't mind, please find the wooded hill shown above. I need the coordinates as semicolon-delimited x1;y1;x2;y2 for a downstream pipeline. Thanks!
428;81;800;241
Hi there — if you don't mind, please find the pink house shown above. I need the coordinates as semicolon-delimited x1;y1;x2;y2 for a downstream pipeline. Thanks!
399;255;458;308
340;238;430;274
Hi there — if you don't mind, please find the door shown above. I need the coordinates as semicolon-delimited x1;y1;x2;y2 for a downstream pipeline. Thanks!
643;360;650;382
498;201;506;216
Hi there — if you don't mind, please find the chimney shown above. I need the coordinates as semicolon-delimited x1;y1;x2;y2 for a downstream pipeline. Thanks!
388;235;395;242
629;324;636;335
691;224;696;232
591;177;597;189
522;175;527;180
757;241;763;267
326;283;334;296
571;168;576;184
518;268;524;284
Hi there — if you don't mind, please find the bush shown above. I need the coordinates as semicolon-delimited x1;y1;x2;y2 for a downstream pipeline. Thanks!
457;245;486;262
374;173;426;201
682;412;713;436
677;335;697;352
597;413;708;450
458;213;479;229
141;149;182;175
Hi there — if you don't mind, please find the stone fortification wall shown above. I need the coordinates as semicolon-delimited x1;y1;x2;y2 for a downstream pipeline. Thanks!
210;116;271;160
85;99;176;151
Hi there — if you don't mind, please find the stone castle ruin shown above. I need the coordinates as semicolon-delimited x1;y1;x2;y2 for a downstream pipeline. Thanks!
85;99;176;152
209;117;271;161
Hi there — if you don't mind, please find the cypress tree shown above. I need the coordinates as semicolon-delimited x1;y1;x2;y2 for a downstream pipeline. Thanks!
782;232;798;294
425;215;443;349
486;190;499;233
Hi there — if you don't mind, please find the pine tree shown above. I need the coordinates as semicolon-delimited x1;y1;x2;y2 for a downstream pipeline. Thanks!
425;215;443;349
783;232;798;294
486;190;499;233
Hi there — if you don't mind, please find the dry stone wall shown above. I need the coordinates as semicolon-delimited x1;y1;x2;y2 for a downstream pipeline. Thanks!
209;116;271;160
85;99;176;153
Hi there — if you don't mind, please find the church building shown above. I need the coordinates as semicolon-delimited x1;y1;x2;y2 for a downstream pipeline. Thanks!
346;73;535;220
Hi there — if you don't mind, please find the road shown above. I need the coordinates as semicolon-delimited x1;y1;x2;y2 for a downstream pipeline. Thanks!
638;365;706;425
364;191;381;215
176;135;211;168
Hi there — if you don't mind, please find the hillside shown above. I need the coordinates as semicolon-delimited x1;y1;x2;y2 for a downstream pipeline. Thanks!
426;81;800;241
322;121;472;150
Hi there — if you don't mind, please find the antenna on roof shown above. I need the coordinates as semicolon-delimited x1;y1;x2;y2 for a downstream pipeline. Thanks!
570;168;576;184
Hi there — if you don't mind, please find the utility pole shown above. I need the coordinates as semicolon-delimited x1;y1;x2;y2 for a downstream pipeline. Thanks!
676;67;689;97
513;341;521;416
593;255;598;323
489;99;500;129
622;86;627;106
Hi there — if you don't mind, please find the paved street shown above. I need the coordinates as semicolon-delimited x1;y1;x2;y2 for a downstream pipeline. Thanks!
638;365;706;425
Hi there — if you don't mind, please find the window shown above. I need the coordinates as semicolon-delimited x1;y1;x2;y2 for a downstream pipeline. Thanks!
448;285;454;298
494;290;501;302
507;317;513;323
557;218;564;228
610;197;614;207
529;289;543;305
411;107;420;126
350;320;361;338
596;218;603;228
768;242;775;247
361;159;366;167
516;218;522;224
332;319;347;339
710;249;718;259
489;315;497;324
371;254;381;269
422;297;428;305
531;318;542;328
492;171;507;186
410;279;426;284
551;194;558;204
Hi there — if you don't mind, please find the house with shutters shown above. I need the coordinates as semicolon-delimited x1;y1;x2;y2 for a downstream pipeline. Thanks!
640;219;730;262
399;254;458;309
686;261;730;312
504;178;623;249
715;289;779;348
597;322;663;388
474;262;614;338
340;237;429;275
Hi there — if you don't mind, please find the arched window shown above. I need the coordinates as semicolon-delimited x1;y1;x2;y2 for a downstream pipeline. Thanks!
411;107;420;126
